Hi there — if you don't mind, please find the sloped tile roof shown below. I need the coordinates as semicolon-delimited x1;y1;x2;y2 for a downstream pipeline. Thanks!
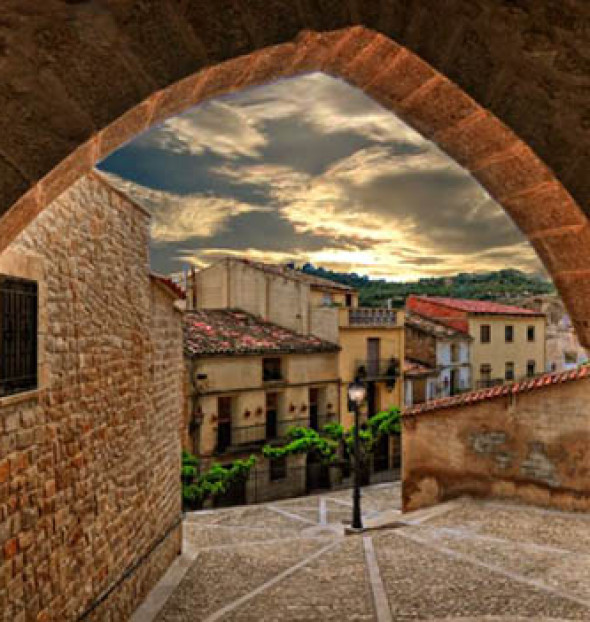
403;365;590;417
406;312;472;340
184;309;340;358
412;296;544;316
150;273;186;300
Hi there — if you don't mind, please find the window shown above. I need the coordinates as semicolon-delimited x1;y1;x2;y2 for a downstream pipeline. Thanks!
450;343;460;363
262;357;282;382
564;351;578;365
270;456;287;481
216;397;232;453
527;326;535;342
480;364;491;381
505;325;514;343
321;292;333;306
0;275;38;397
480;325;491;343
345;293;353;307
527;360;536;377
505;362;515;381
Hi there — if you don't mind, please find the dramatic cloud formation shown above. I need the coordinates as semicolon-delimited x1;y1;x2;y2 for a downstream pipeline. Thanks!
98;72;545;280
102;172;270;242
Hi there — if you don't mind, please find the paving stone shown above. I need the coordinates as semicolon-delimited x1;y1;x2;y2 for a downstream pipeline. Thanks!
155;539;330;622
373;531;590;620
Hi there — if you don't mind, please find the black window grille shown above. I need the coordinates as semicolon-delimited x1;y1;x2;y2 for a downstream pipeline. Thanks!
263;357;282;382
0;275;38;397
270;456;287;481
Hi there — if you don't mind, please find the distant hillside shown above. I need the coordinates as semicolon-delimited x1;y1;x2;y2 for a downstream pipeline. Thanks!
296;264;556;308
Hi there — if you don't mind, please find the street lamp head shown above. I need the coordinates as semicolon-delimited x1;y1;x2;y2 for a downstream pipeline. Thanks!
348;379;366;405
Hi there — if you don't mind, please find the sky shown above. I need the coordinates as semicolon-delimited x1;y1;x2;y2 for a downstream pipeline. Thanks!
98;72;544;281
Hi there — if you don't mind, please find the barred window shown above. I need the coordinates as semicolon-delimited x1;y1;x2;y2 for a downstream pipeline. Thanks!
0;275;38;397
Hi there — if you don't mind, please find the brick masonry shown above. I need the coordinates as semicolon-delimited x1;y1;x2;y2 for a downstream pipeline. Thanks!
0;174;183;621
402;376;590;513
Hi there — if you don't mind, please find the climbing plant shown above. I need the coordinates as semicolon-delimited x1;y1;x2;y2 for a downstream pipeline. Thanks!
262;407;402;466
262;426;339;464
181;450;257;510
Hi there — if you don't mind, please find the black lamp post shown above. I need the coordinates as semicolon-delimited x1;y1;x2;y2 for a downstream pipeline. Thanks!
348;379;367;530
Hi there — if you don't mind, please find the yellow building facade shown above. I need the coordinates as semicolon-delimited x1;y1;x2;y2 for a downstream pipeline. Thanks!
468;315;546;386
407;296;546;389
337;308;405;428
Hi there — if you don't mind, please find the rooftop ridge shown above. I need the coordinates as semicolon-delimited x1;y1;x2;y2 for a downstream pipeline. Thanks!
408;294;545;317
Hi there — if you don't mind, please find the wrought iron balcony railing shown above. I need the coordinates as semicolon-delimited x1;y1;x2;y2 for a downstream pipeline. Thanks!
355;358;400;382
215;414;337;452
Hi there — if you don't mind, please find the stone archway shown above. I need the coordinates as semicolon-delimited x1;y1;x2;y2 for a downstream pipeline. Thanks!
1;20;589;345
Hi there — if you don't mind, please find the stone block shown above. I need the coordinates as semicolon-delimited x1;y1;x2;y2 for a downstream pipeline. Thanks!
364;48;436;109
398;77;479;138
472;143;554;203
532;223;590;274
501;181;587;236
435;111;518;168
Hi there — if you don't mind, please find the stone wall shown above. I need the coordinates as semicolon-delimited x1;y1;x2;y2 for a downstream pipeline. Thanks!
405;325;436;367
402;376;590;513
0;173;183;621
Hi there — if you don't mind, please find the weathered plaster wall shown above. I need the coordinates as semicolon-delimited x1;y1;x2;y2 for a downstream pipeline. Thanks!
0;174;183;621
403;377;590;513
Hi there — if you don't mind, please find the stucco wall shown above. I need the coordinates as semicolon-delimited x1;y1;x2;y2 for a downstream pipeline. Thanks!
0;174;183;621
339;326;404;427
310;306;340;343
191;352;340;456
402;377;590;513
469;315;546;383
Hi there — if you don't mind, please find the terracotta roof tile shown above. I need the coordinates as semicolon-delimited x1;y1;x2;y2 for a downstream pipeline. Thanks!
403;365;590;417
411;295;544;316
184;309;340;357
150;273;186;299
405;311;472;340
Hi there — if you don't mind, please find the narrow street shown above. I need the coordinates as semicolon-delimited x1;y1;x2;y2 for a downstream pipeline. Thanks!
133;483;590;621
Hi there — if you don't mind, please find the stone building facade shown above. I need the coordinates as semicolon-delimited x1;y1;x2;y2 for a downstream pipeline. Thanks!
0;172;183;621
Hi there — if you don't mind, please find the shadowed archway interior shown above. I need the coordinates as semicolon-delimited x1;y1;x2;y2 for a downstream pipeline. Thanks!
0;5;588;344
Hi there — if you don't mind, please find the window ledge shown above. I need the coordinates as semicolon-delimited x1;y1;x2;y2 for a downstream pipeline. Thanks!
0;387;45;409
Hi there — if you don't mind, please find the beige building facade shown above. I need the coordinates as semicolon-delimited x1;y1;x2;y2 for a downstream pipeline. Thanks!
184;309;341;503
187;258;405;429
408;296;546;388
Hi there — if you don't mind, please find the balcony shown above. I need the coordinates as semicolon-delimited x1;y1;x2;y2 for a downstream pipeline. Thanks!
355;358;400;382
339;307;401;328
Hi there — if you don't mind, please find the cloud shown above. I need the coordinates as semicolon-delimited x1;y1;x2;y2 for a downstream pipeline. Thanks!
136;73;427;162
101;173;270;242
101;72;546;279
139;100;267;159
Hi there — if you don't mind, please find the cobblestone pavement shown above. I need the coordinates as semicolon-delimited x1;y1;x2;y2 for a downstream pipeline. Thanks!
132;483;590;622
